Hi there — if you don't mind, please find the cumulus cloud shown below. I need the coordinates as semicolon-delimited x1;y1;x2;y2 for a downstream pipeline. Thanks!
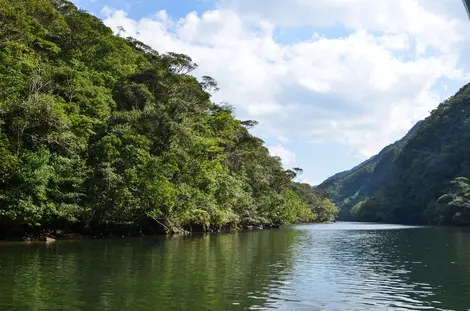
218;0;467;53
268;145;297;167
100;0;470;160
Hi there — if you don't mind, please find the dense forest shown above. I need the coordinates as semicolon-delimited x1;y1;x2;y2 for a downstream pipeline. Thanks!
0;0;338;239
319;83;470;226
318;122;421;220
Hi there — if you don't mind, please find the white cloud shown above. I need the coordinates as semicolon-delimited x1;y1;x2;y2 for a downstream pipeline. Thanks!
99;0;470;161
217;0;467;53
268;145;297;167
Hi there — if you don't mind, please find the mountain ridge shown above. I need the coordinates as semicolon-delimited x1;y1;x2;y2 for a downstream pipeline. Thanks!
317;81;470;225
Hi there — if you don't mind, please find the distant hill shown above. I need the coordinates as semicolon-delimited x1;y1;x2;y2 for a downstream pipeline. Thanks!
317;122;421;220
318;82;470;225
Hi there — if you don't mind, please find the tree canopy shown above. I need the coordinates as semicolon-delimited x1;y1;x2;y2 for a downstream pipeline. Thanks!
0;0;337;238
319;82;470;226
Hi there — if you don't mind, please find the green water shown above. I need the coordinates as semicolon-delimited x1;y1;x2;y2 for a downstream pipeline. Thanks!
1;222;470;311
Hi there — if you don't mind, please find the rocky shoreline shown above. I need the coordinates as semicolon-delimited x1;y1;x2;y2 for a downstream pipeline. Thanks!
0;218;282;242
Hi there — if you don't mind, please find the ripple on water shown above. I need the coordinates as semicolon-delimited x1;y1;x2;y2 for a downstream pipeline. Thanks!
255;223;470;311
1;222;470;311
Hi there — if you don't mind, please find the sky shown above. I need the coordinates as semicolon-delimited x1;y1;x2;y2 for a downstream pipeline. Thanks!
72;0;470;185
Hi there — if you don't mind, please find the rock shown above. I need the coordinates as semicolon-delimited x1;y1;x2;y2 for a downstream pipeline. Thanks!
45;237;56;243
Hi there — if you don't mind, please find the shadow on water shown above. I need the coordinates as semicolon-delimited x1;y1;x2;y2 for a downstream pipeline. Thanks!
0;230;300;311
1;222;470;311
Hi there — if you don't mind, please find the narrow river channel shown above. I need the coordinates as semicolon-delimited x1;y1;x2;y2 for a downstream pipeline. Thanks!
1;222;470;310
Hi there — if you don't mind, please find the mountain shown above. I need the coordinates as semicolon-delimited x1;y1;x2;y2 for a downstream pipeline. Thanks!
318;82;470;225
317;121;421;220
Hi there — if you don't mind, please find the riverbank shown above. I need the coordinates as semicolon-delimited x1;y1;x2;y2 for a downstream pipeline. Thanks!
0;217;284;242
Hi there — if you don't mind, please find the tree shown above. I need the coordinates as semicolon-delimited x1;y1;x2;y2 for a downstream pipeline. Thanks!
0;0;338;238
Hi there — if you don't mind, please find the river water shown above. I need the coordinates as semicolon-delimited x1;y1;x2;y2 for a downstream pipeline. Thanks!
1;222;470;311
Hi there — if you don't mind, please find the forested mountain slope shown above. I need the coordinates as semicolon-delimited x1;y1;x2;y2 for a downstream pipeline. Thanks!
318;122;421;220
319;82;470;225
0;0;337;239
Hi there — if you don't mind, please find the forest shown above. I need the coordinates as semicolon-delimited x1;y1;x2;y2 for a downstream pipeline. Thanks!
0;0;338;239
319;83;470;226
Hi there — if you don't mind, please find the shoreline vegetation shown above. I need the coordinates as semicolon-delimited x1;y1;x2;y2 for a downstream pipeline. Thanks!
0;0;338;241
1;219;336;243
0;218;280;242
318;83;470;226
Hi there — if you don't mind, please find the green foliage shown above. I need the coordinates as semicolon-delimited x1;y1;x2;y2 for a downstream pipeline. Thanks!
321;82;470;225
318;122;421;220
425;177;470;225
0;0;337;234
289;183;338;223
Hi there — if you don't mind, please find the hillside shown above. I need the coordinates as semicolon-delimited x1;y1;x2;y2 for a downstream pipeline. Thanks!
319;82;470;225
0;0;337;239
318;122;421;220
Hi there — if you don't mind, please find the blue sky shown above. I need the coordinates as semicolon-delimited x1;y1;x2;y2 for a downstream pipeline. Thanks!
78;0;213;19
74;0;470;185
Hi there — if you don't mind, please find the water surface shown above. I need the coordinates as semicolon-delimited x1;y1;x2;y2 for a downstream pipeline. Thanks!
1;222;470;310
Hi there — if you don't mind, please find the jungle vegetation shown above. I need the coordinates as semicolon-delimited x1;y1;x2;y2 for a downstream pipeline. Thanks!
319;83;470;226
0;0;338;238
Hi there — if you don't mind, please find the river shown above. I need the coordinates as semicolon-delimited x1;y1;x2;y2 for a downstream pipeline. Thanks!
1;222;470;310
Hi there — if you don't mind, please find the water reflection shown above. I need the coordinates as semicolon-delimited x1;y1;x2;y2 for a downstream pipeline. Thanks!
1;223;470;311
261;223;470;311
